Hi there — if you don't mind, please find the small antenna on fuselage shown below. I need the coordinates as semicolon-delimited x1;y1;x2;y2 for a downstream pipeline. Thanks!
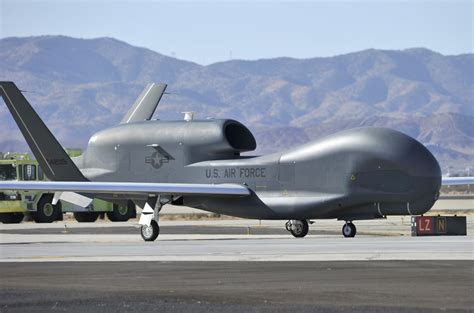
182;112;194;121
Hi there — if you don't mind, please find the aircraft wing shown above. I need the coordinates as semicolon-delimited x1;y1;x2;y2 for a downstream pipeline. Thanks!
442;177;474;186
0;181;250;196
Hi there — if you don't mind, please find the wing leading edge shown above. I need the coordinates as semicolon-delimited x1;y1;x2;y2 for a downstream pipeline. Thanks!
0;181;250;196
442;177;474;186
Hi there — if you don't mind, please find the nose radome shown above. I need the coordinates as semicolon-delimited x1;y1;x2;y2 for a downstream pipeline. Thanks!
400;135;441;180
372;128;442;214
359;128;440;178
405;146;441;215
353;128;442;196
405;136;442;213
352;128;442;215
387;129;441;193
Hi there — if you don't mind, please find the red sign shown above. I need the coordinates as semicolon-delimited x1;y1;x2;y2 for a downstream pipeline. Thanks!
416;216;434;235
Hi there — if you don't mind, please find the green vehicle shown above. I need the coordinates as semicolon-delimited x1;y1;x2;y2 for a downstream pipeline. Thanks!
0;151;136;224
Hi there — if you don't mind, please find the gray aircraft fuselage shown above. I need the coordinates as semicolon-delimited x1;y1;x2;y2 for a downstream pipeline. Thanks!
74;118;441;221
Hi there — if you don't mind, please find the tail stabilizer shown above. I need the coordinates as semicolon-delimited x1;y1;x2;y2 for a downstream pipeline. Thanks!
121;83;167;124
0;81;87;181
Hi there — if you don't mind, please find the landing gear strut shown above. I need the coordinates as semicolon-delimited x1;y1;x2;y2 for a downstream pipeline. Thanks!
139;196;162;242
286;220;309;238
342;222;356;238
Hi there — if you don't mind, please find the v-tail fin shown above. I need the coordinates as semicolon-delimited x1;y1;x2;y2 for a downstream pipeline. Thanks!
0;81;87;181
121;83;167;124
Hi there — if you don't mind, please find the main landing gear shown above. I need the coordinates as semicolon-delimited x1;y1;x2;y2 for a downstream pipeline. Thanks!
285;220;309;238
141;220;160;241
342;221;356;238
139;196;162;242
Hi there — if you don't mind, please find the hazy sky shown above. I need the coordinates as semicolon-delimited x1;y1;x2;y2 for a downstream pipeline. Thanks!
1;0;472;64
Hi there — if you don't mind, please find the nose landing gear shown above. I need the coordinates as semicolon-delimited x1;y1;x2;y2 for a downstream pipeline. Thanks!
285;220;309;238
342;222;356;238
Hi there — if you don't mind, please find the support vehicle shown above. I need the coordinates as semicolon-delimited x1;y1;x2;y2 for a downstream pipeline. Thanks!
0;152;135;223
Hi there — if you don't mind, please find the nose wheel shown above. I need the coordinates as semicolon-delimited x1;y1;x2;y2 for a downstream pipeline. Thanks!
286;220;309;238
342;222;356;238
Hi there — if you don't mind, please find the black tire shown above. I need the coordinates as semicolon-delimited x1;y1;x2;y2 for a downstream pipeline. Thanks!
289;220;309;238
107;202;136;222
342;222;357;238
141;220;159;241
0;213;24;224
32;195;61;223
74;212;100;223
285;220;292;231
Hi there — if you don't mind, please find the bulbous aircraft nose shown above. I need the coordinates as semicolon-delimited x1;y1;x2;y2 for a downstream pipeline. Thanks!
281;127;441;216
358;128;442;215
406;138;441;193
399;132;441;214
340;128;442;216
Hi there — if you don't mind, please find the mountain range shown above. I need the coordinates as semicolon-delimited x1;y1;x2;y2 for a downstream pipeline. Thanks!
0;36;473;173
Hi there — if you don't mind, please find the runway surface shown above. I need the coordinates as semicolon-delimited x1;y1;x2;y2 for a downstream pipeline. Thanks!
1;261;473;312
1;218;473;262
1;220;473;312
1;235;473;262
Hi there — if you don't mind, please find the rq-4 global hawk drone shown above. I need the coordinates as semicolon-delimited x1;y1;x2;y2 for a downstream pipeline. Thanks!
0;82;472;241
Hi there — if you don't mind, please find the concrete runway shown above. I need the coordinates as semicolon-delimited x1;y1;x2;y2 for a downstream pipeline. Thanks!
0;261;473;312
1;220;473;312
1;218;473;262
0;235;473;262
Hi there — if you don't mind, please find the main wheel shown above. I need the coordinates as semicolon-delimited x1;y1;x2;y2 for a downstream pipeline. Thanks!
0;213;24;224
141;220;160;242
74;212;100;223
342;222;356;238
285;220;292;231
107;202;136;222
289;220;309;238
32;195;61;223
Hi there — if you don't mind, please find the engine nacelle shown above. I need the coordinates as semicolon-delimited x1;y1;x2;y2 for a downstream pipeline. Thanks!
81;119;257;177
